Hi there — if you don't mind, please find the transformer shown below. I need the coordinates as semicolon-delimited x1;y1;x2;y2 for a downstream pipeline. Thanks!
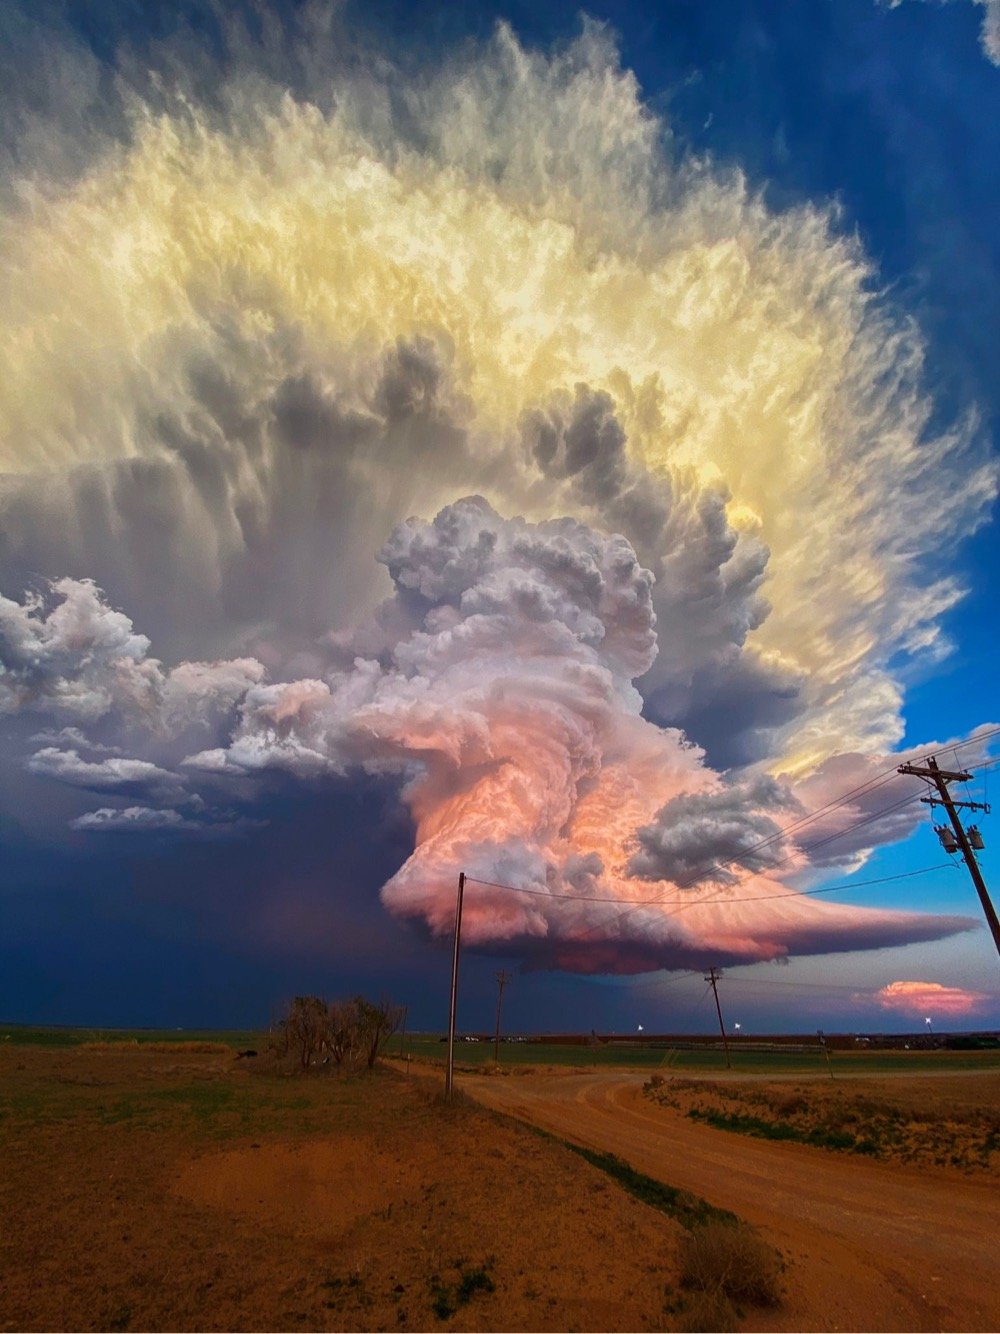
935;825;959;853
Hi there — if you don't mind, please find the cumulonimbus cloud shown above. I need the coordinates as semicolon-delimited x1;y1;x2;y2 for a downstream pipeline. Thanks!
0;9;993;973
1;499;978;972
875;979;994;1017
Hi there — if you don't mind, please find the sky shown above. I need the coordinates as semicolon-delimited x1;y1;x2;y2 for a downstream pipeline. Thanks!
0;0;998;1035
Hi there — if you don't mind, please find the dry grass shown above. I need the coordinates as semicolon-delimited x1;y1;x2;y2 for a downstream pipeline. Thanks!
645;1073;1000;1171
677;1287;739;1333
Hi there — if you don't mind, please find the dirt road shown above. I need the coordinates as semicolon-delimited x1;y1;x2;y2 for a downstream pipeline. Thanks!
464;1070;1000;1332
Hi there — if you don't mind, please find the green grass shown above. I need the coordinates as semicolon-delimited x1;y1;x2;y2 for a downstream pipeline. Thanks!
6;1023;999;1076
0;1024;263;1049
0;1055;404;1140
687;1108;872;1153
527;1124;736;1231
395;1033;1000;1076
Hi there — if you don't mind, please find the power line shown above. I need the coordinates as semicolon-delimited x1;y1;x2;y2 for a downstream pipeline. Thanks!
656;727;1000;889
464;861;956;907
460;735;1000;969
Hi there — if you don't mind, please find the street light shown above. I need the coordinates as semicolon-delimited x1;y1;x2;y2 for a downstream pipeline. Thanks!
925;1016;933;1034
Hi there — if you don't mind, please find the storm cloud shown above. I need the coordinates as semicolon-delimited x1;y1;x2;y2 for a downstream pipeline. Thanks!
0;7;993;976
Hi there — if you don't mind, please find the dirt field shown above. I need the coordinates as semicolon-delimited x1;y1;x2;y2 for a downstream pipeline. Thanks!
464;1067;1000;1332
0;1044;735;1333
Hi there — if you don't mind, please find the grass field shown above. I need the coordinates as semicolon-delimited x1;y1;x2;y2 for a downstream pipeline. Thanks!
394;1033;1000;1077
5;1022;999;1077
0;1024;262;1049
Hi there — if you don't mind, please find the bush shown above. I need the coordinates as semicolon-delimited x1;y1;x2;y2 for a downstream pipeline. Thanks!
271;993;405;1072
680;1222;782;1307
678;1288;738;1332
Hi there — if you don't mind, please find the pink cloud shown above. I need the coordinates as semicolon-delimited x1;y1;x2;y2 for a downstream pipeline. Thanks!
875;979;992;1018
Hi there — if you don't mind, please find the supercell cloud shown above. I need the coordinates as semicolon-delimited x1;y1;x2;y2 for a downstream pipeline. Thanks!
0;8;994;974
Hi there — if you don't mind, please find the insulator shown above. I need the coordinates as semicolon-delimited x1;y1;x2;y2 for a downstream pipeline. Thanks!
936;825;959;853
967;825;985;851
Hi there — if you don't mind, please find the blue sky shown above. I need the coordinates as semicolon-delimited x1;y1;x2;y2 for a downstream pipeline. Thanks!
0;0;997;1033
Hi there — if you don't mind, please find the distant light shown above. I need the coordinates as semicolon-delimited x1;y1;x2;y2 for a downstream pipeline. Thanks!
637;1024;644;1032
734;1022;741;1031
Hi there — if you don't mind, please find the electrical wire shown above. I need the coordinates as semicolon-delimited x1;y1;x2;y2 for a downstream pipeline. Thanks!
659;723;1000;888
456;734;1000;951
464;861;957;907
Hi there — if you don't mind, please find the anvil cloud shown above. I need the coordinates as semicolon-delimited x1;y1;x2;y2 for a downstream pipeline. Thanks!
0;8;993;975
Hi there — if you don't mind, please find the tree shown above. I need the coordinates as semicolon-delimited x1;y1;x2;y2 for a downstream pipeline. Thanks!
281;995;330;1068
272;992;405;1073
328;998;361;1067
355;995;406;1068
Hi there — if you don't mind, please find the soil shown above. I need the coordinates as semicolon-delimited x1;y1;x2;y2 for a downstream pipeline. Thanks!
0;1045;693;1332
463;1066;1000;1333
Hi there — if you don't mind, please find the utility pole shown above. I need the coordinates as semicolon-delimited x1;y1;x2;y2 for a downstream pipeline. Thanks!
705;968;731;1069
445;871;466;1098
493;970;511;1065
899;756;1000;961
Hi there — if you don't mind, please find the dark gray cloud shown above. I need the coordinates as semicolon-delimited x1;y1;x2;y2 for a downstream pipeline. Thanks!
628;775;800;886
644;650;806;770
520;383;800;758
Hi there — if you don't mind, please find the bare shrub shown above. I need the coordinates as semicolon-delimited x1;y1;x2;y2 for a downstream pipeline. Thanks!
680;1222;782;1307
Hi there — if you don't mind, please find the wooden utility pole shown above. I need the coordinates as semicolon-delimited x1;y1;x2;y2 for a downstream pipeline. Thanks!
445;871;466;1098
705;967;731;1068
493;970;511;1065
899;756;1000;961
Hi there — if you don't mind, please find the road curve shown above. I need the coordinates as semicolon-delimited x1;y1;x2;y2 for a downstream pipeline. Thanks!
463;1069;1000;1333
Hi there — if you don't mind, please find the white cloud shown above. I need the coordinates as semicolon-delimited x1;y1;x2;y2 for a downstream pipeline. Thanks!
26;747;187;803
70;805;192;833
975;0;1000;62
